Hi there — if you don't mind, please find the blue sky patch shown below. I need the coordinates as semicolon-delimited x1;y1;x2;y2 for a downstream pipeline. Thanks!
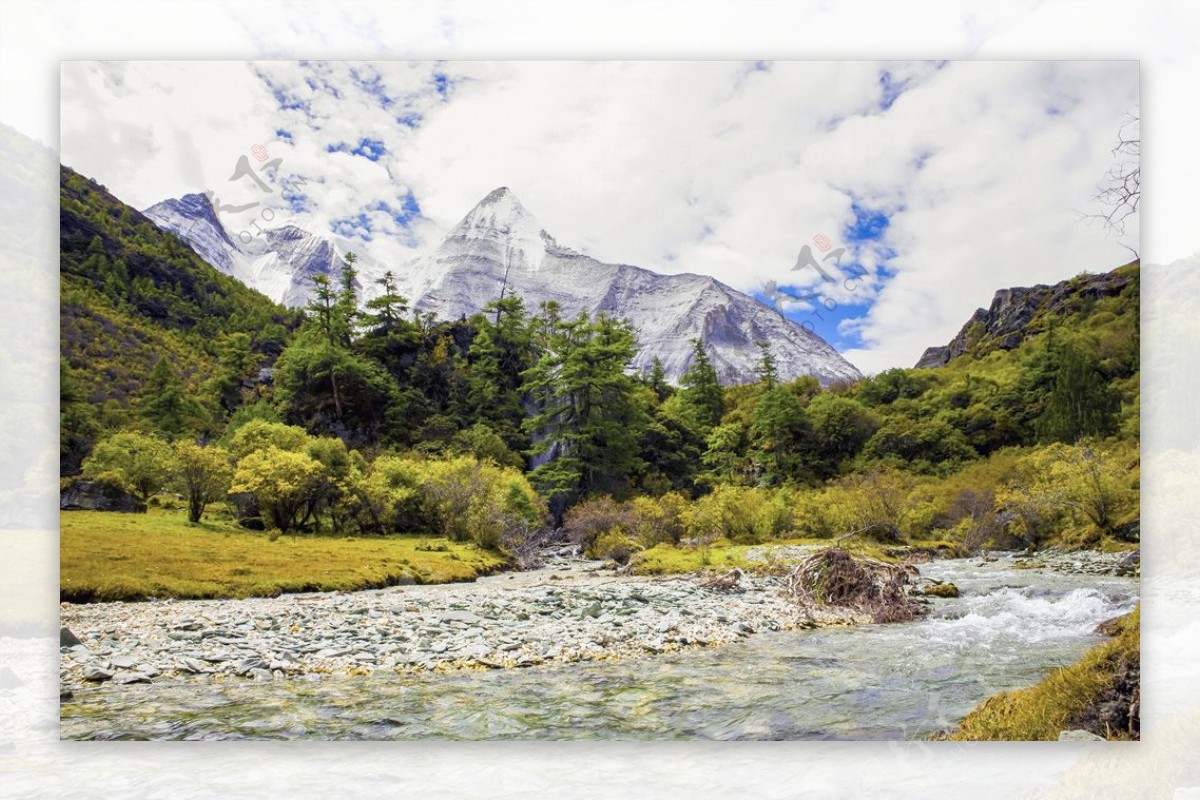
282;186;311;214
879;70;907;110
330;212;373;241
844;201;890;243
350;67;394;109
325;138;388;161
432;70;452;98
396;111;423;128
756;280;872;353
759;201;894;350
369;192;422;226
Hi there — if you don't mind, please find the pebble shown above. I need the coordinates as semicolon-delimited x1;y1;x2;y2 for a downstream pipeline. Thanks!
81;666;112;682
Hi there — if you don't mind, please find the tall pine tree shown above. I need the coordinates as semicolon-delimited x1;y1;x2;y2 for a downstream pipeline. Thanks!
678;338;724;431
523;309;649;512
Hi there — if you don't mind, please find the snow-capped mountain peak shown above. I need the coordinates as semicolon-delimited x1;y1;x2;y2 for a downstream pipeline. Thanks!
143;193;237;273
449;187;540;238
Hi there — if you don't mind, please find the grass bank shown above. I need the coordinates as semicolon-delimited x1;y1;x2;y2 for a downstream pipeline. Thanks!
60;509;507;602
628;537;916;576
947;606;1140;740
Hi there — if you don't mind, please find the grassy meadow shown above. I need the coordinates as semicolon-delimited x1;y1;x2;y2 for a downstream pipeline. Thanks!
60;509;507;602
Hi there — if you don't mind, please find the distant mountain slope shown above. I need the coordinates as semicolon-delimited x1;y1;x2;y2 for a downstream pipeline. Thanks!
59;166;300;409
143;195;346;307
147;185;863;386
916;263;1140;369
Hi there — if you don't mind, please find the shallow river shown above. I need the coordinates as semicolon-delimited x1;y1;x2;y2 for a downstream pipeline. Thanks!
59;557;1137;740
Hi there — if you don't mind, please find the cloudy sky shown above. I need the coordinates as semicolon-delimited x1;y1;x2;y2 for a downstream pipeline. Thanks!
60;58;1137;372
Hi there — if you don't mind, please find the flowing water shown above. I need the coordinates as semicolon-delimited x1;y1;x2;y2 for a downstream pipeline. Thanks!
59;557;1137;740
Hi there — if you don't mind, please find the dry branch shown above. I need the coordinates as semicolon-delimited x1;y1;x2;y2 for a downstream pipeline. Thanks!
784;547;924;623
697;567;745;593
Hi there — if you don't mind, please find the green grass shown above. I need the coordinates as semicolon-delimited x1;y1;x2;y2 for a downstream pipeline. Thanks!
948;607;1140;740
630;537;898;576
60;509;507;602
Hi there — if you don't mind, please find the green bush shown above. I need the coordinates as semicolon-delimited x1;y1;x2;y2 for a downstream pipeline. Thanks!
684;485;794;544
588;528;640;564
628;491;689;547
351;453;547;552
563;496;640;553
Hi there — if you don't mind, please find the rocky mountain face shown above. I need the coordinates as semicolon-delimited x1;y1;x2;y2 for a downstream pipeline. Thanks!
144;195;346;307
915;267;1138;369
145;186;863;386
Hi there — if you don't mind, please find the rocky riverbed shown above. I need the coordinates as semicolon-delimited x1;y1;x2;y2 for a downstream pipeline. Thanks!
59;546;1138;697
1009;547;1140;577
59;554;865;692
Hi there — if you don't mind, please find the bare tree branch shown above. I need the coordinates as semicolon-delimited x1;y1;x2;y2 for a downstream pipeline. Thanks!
1083;111;1140;255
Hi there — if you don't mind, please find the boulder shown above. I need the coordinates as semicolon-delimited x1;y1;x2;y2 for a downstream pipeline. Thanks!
82;665;113;682
59;627;83;648
59;479;144;513
1058;729;1105;742
920;582;961;598
1115;549;1140;576
112;671;152;685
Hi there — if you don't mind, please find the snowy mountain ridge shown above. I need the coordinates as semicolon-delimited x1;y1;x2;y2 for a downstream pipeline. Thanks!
143;188;863;386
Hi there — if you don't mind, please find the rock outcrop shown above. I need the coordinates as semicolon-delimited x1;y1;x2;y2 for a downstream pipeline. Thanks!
916;267;1137;369
59;478;144;513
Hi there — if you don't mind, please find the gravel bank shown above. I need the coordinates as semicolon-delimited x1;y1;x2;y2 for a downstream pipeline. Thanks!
60;556;864;689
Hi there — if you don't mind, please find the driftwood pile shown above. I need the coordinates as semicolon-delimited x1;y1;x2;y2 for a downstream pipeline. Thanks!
784;547;924;623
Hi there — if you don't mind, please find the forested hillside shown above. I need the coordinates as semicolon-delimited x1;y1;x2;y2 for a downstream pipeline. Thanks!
59;166;302;471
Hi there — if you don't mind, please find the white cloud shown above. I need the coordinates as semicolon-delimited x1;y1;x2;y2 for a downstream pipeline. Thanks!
60;57;1137;372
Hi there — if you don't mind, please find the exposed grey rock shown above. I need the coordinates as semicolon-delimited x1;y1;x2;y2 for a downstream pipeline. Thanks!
1058;729;1105;742
168;630;202;642
58;550;886;685
59;479;144;513
112;671;152;685
59;627;83;648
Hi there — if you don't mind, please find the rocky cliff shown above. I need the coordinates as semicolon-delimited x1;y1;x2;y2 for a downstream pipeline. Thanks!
915;267;1138;369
